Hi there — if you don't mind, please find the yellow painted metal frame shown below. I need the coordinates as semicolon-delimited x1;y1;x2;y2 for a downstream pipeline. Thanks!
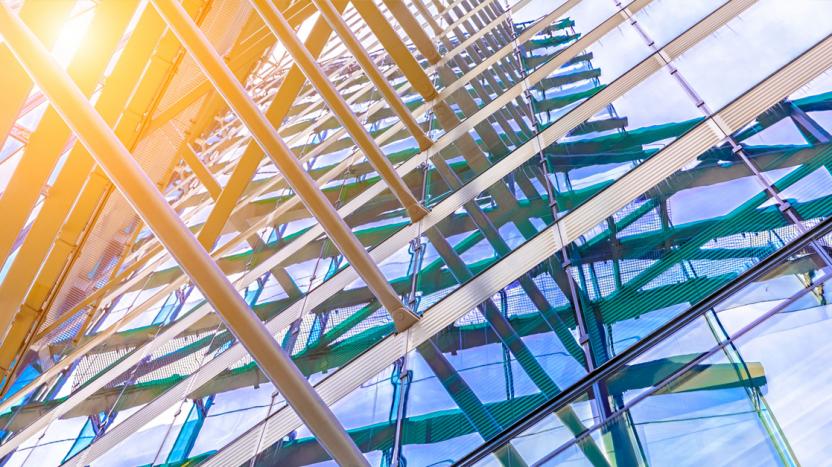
0;3;367;464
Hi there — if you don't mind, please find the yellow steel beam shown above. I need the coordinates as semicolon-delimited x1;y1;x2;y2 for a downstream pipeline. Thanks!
0;5;368;465
173;10;274;139
29;0;222;338
162;11;273;207
0;1;73;149
261;8;381;127
139;4;347;248
411;0;445;36
163;9;307;299
26;0;446;358
0;0;211;389
143;26;271;137
3;0;528;416
431;0;448;14
151;6;383;236
150;0;418;332
374;0;510;161
0;0;141;345
0;172;111;390
47;0;509;327
144;1;316;135
283;0;314;22
14;0;500;364
181;143;222;199
382;0;442;65
79;0;433;308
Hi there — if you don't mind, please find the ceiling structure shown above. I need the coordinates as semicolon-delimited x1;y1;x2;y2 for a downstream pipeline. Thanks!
0;0;831;465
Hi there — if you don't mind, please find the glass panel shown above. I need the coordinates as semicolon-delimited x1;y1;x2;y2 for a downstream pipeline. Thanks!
673;0;832;111
472;222;832;466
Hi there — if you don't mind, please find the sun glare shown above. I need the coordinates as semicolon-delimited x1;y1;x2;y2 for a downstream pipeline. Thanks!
51;1;96;68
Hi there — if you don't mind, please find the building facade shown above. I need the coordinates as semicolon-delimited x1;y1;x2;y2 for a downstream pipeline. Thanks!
0;0;831;465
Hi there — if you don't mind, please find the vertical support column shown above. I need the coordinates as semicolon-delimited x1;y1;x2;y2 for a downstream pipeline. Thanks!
384;357;411;467
0;6;367;466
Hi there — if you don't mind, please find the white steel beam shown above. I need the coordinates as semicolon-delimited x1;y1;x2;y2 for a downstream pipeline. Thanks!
205;29;832;466
34;0;581;366
3;0;565;420
148;0;418;332
0;4;367;466
65;1;756;463
248;0;429;222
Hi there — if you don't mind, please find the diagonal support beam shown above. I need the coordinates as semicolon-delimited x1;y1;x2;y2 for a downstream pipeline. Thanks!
181;143;222;199
3;2;675;457
0;3;122;294
351;0;438;101
0;5;367;466
310;0;432;151
33;0;664;439
249;0;428;222
150;0;418;332
104;0;534;278
0;1;74;156
417;339;529;467
0;1;144;389
207;4;827;461
0;0;588;440
196;2;347;250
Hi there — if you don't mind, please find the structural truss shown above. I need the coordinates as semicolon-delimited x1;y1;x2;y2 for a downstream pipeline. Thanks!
1;0;832;465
